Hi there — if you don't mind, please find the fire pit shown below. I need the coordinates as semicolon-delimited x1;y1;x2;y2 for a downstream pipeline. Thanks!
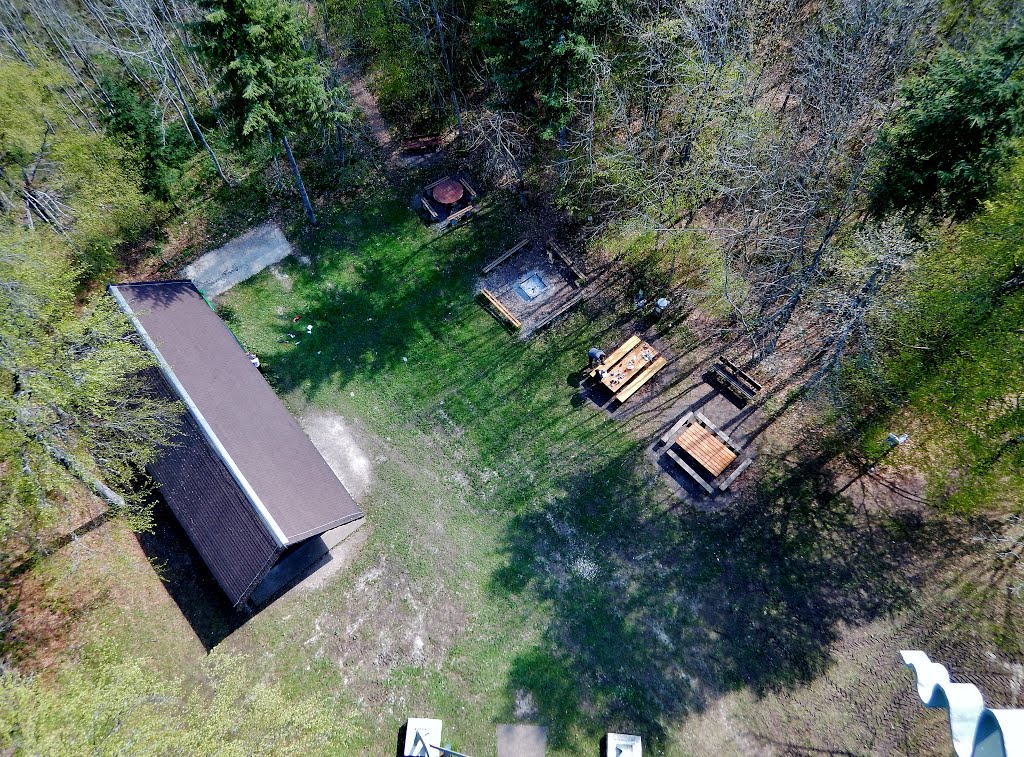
516;272;548;301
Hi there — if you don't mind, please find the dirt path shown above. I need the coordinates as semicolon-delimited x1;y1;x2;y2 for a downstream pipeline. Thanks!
340;64;395;160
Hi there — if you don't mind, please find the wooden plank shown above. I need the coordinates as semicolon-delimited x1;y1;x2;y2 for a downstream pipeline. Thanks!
720;357;763;391
614;356;667;403
546;239;587;283
423;176;451;193
420;196;439;220
458;176;479;199
711;366;756;401
480;288;521;329
481;289;516;323
665;448;714;495
445;204;474;227
694;411;743;454
660;411;694;444
589;335;641;378
719;457;753;491
482;238;530;274
533;290;586;333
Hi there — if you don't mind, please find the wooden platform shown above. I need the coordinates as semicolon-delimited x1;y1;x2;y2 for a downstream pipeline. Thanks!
676;423;736;476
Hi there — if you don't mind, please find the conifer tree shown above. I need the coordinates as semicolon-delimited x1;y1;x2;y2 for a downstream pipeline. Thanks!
871;26;1024;221
197;0;340;225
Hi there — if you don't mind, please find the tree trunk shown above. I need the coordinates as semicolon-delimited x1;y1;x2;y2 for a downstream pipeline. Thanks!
166;62;230;185
428;0;462;133
282;134;317;226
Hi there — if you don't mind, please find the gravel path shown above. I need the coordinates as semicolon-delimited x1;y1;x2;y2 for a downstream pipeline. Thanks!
181;222;293;297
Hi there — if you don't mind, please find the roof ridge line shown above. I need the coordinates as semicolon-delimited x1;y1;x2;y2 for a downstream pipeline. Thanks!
108;284;289;548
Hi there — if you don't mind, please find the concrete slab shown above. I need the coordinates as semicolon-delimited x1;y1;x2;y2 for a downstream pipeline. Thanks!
182;222;293;297
606;733;642;757
249;519;364;606
404;718;442;757
497;724;547;757
299;412;374;501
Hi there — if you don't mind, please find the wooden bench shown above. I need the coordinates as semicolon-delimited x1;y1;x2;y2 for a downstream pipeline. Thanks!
546;239;587;285
482;239;530;274
444;204;474;228
660;411;694;444
666;448;714;494
420;196;439;220
718;457;753;491
589;335;641;379
533;290;587;333
402;135;441;154
423;176;450;194
693;411;743;454
709;357;762;403
614;356;667;403
458;176;479;200
479;288;521;329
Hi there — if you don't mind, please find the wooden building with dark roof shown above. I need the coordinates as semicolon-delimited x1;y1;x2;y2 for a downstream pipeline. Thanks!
109;280;363;608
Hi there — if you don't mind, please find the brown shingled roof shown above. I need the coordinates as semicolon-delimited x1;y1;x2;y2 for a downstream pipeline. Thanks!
110;280;363;545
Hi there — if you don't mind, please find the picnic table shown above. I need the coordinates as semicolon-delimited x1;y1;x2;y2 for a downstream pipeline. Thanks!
661;411;751;494
590;335;667;404
676;423;736;476
431;178;465;205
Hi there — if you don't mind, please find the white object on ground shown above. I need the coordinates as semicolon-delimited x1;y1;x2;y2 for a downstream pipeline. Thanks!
902;650;1024;757
182;222;294;297
404;718;443;757
607;733;642;757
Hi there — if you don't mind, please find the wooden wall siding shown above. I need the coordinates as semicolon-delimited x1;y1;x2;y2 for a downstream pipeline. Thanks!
147;369;281;607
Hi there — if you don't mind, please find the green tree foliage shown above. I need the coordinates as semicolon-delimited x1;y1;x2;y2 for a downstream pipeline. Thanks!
0;648;360;754
329;0;467;128
197;0;341;223
474;0;604;124
871;25;1024;221
98;75;196;202
872;155;1024;509
0;230;180;558
197;0;336;139
0;61;154;278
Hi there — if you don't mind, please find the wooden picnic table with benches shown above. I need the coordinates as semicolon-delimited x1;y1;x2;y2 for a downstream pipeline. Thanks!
660;411;752;494
709;357;763;403
589;335;667;404
420;175;480;228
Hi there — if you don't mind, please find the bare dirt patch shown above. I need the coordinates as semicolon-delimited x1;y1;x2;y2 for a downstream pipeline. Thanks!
313;553;467;715
300;411;375;501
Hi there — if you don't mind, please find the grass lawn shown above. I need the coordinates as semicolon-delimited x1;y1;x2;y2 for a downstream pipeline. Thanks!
216;184;674;753
53;178;1005;757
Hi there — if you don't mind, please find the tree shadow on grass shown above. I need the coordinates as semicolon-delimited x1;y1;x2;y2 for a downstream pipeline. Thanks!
247;191;523;399
489;440;983;750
